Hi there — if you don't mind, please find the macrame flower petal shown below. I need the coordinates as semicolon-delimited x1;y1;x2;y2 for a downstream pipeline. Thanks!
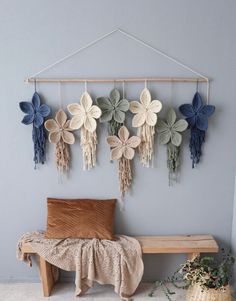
67;103;85;116
118;126;129;142
69;115;84;130
179;104;194;118
32;92;41;109
109;89;120;106
111;146;123;160
62;131;75;145
159;131;171;144
132;112;146;127
140;88;151;107
44;119;59;132
192;92;203;112
117;99;129;112
200;105;215;117
19;102;34;114
34;112;44;128
129;101;143;114
96;97;113;110
56;110;67;127
81;92;93;111
126;136;141;148
114;110;125;123
64;120;73;131
148;100;162;113
88;105;101;119
107;136;122;147
124;147;135;160
146;111;157;126
172;119;188;132
166;108;176;126
84;115;96;132
38;104;51;117
156;119;169;133
22;114;34;125
186;116;196;128
196;114;208;131
49;131;61;144
100;110;113;122
171;131;182;146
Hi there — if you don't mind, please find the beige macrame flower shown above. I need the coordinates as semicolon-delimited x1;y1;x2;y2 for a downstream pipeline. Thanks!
107;126;140;196
67;92;101;170
130;88;162;167
45;110;75;174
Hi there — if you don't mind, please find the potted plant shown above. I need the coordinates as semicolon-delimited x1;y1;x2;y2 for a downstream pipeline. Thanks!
149;250;234;301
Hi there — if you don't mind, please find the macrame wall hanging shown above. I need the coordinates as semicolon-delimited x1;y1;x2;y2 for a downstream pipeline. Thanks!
19;85;51;168
67;89;101;170
179;92;215;168
97;88;129;135
22;28;214;191
107;126;140;197
45;110;75;174
156;108;188;184
130;87;162;167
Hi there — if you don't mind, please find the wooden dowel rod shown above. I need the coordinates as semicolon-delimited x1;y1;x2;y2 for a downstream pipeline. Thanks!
25;77;208;84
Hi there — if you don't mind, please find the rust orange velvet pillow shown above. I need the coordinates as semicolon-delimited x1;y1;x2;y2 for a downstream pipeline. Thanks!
45;198;116;240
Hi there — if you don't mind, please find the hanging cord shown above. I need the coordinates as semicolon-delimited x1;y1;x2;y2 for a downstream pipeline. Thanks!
27;28;210;102
84;80;87;92
34;78;37;93
145;79;147;89
59;82;63;109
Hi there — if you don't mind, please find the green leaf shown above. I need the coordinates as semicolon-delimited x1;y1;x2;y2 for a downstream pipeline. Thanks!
96;97;113;111
156;119;169;133
113;110;125;123
172;119;188;132
117;98;129;112
100;110;113;122
166;108;176;126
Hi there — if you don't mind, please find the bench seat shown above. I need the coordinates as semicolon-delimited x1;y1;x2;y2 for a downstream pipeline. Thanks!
21;234;219;297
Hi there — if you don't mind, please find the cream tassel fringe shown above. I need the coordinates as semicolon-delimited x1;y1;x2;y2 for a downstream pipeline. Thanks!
118;157;132;196
56;139;70;175
81;127;97;170
137;124;155;167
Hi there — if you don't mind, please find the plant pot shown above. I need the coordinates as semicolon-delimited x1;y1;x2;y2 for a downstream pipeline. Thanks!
186;284;232;301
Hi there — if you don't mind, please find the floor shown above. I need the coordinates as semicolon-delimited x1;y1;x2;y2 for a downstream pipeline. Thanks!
0;282;186;301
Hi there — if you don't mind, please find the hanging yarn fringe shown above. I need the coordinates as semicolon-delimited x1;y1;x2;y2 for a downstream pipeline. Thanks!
55;139;70;174
118;157;132;197
108;119;122;136
138;124;155;167
32;125;47;167
189;127;205;168
167;143;180;185
80;127;97;170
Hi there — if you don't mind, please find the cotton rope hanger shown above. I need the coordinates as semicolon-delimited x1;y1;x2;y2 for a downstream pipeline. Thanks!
25;28;210;104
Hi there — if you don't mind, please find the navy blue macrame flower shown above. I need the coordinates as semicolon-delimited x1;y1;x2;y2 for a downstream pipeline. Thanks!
19;92;51;167
179;92;215;168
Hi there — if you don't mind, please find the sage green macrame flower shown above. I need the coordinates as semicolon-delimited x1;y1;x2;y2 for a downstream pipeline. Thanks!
156;108;188;185
156;108;188;147
96;89;129;135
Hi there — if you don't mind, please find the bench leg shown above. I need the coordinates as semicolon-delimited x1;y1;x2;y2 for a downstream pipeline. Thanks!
38;256;59;297
187;253;200;261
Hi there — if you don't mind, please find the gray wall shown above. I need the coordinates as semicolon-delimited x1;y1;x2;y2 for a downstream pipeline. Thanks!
0;0;236;283
231;175;236;290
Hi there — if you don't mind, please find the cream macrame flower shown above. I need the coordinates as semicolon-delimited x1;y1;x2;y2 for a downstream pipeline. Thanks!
67;92;101;170
107;126;140;196
130;88;162;167
45;109;75;174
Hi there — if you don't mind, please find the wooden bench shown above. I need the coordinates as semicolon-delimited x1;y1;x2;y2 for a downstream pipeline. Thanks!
21;234;219;297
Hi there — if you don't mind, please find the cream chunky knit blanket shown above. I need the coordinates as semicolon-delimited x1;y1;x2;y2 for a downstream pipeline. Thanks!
17;232;144;301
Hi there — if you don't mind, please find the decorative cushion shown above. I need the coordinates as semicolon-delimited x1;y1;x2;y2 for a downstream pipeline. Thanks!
45;198;116;240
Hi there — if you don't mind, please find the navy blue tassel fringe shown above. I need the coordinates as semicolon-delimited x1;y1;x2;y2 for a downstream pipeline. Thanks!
190;127;205;168
32;125;46;167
